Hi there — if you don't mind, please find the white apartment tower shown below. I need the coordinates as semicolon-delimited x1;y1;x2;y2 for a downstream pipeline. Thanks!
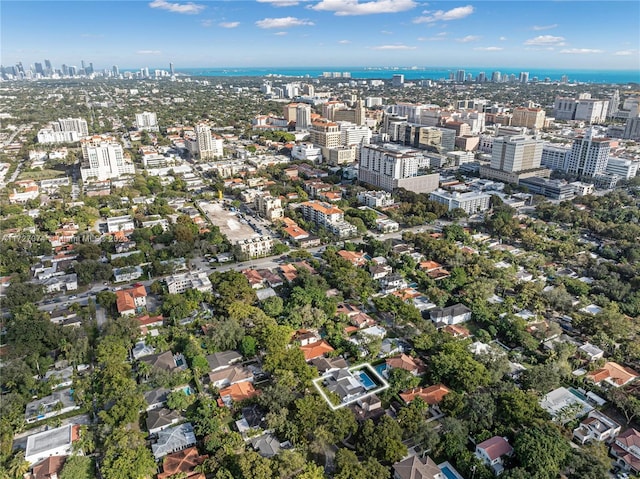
193;123;223;160
135;112;159;132
358;144;439;193
80;136;135;182
490;135;544;172
541;144;571;172
58;118;89;137
296;104;312;131
566;129;611;177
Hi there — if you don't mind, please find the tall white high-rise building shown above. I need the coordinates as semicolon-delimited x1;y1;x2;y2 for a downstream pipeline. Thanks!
135;112;159;132
519;72;529;83
58;118;89;137
358;143;439;193
491;71;501;82
456;70;465;82
190;123;223;160
80;136;135;181
566;128;611;177
541;144;571;172
295;104;311;130
490;135;544;172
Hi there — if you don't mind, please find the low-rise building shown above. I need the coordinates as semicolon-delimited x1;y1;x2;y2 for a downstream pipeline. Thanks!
115;284;147;316
393;456;444;479
475;436;514;476
106;215;135;233
429;189;491;214
586;361;639;387
611;428;640;474
25;424;80;465
429;303;472;326
166;272;212;294
236;236;274;259
573;410;621;444
357;190;395;208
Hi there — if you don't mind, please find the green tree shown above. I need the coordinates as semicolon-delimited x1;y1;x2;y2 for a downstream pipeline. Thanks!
513;423;570;479
101;428;156;479
59;456;95;479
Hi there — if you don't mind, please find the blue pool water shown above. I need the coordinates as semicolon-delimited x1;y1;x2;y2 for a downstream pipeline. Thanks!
374;363;388;377
183;386;192;396
440;466;457;479
359;371;376;390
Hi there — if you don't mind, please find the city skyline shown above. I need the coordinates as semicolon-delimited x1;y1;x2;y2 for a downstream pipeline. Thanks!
2;0;639;71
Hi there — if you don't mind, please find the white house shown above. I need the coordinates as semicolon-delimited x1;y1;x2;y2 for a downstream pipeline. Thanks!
475;436;513;476
25;424;79;464
429;304;472;326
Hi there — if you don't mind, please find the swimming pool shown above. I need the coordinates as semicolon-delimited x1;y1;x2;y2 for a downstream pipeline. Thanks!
438;462;464;479
358;371;376;390
374;363;388;377
440;466;458;479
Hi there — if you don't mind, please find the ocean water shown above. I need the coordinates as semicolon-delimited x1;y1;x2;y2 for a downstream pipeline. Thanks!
175;66;640;84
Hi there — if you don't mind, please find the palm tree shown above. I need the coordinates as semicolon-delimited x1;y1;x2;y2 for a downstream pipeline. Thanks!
7;450;30;479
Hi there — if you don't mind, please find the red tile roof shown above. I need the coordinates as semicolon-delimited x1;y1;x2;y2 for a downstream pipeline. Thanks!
399;384;451;405
300;340;335;361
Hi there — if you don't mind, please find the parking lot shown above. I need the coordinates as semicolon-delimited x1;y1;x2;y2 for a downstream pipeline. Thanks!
198;200;260;244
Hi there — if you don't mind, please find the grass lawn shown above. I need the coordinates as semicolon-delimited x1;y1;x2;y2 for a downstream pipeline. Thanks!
18;168;66;181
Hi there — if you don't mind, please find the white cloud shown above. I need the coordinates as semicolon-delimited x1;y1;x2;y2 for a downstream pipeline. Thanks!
312;0;416;16
499;36;507;41
474;46;503;51
200;19;212;27
274;31;288;35
560;48;603;54
137;50;161;54
149;0;205;15
338;39;351;44
414;5;474;24
524;35;566;46
381;30;393;34
532;23;558;31
219;21;240;28
418;32;447;41
371;44;416;50
257;0;301;6
456;35;481;43
255;16;314;28
615;49;636;56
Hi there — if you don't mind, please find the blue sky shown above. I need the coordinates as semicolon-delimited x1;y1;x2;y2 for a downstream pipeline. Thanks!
2;0;639;70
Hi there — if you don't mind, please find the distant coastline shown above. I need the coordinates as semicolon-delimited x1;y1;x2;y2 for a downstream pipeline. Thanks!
171;67;640;84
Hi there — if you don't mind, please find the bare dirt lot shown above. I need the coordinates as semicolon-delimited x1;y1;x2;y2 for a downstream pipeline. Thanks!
198;200;259;243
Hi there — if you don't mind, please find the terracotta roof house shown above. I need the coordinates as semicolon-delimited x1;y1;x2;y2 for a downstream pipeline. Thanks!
475;436;513;475
443;324;471;338
218;382;259;407
393;455;444;479
115;284;147;316
300;340;335;361
611;428;640;474
337;250;367;267
586;362;639;387
279;263;299;282
157;446;208;479
385;354;426;376
400;384;451;405
31;455;66;479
